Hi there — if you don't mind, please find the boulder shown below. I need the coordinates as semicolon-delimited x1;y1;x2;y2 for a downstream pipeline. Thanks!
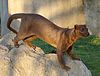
0;32;22;49
0;44;92;76
0;32;15;48
0;33;92;76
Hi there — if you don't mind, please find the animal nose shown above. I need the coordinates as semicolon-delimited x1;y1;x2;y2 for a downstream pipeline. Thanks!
87;32;90;36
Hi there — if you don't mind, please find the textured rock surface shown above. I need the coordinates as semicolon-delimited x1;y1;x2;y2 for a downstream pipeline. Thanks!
0;44;92;76
0;33;92;76
0;32;15;47
0;32;22;49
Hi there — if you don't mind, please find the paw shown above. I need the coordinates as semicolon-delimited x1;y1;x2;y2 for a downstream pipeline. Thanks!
32;45;36;50
12;39;19;48
15;44;19;48
14;43;19;48
62;65;71;71
72;57;81;61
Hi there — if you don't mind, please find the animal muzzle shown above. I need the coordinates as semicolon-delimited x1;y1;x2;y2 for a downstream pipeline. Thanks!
80;31;90;37
87;32;90;36
82;32;90;37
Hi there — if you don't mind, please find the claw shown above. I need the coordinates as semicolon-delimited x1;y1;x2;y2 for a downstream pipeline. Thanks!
72;57;81;61
15;45;19;48
62;65;71;71
12;39;19;48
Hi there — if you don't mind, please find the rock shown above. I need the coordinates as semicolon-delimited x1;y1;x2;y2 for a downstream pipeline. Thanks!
0;32;15;46
0;33;92;76
0;45;10;76
0;44;92;76
0;32;22;49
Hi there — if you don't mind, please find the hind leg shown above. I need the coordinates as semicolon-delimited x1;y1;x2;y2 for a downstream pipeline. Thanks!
13;35;23;48
23;36;37;49
12;36;19;47
13;33;27;48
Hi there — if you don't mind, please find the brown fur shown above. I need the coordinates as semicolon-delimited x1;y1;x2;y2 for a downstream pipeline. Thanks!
7;13;89;71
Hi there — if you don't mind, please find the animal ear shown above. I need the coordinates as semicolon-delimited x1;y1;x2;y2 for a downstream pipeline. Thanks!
83;24;86;27
74;24;78;29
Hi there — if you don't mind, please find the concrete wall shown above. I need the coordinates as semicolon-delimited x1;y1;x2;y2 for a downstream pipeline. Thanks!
8;0;85;28
84;0;100;36
1;0;100;36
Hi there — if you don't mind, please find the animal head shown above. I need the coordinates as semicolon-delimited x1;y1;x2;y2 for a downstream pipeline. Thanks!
74;24;89;37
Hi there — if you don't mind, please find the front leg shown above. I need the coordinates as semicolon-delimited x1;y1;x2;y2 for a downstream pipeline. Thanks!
57;50;70;71
67;45;80;60
56;32;71;71
57;38;70;70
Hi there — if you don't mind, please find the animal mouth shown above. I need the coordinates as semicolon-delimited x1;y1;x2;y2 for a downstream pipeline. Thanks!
83;33;90;37
81;32;90;37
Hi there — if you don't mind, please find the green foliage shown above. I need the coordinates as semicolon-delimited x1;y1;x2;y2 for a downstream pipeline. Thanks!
32;35;100;76
73;35;100;76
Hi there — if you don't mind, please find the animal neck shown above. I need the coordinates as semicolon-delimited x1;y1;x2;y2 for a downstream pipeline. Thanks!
70;29;79;42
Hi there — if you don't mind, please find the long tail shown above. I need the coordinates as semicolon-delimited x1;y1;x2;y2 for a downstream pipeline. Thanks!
7;13;24;34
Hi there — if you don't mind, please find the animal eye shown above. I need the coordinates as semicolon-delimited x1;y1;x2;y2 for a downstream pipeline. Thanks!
80;28;84;31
